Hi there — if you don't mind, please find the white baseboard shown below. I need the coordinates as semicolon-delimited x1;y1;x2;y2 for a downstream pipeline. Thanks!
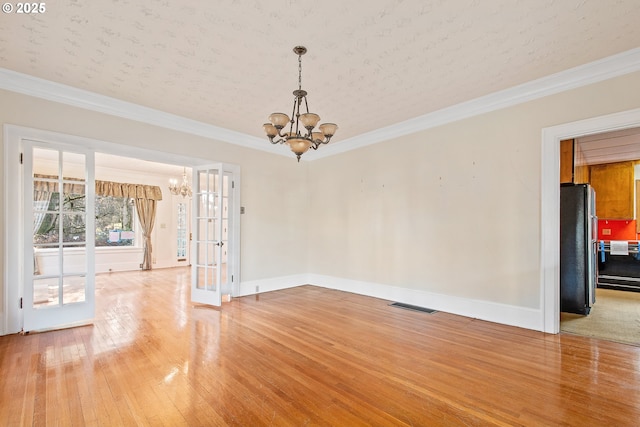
311;274;543;331
95;262;142;274
239;274;544;332
237;274;310;297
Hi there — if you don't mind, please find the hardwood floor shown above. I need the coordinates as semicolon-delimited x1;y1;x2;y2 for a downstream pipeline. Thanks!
1;267;640;426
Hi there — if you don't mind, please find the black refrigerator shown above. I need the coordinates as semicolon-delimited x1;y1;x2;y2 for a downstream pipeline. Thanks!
560;183;597;315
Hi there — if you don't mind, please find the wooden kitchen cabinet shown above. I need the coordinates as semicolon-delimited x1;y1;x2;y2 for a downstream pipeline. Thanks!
589;161;635;219
560;139;589;184
560;139;574;183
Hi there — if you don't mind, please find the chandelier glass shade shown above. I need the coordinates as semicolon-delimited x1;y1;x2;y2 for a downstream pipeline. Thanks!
263;46;338;162
168;167;192;198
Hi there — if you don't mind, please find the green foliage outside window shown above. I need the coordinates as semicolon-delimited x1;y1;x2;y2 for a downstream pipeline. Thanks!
34;194;135;247
95;196;135;246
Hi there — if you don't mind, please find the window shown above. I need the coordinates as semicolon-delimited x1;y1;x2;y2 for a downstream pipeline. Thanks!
33;190;87;246
95;196;136;247
177;202;187;260
34;194;136;247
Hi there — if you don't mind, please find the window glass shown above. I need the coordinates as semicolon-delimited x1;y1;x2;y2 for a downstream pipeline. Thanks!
177;202;187;260
95;196;135;247
34;194;136;247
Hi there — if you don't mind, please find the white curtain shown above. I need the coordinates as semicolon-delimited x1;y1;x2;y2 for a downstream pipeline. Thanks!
32;186;53;275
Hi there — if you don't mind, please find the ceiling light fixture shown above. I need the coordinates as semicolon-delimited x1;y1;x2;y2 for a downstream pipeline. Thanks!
168;167;192;198
263;46;338;162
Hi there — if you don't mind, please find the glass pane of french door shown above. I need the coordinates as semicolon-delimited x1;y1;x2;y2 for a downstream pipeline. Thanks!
191;165;224;306
176;201;189;261
24;142;95;332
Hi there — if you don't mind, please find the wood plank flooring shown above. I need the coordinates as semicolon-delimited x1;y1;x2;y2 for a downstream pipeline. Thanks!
1;267;640;426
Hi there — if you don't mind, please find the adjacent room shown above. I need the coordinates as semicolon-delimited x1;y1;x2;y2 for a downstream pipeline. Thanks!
1;1;640;425
559;129;640;345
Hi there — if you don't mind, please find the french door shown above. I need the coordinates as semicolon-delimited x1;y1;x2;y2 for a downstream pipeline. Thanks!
23;140;95;332
191;164;236;306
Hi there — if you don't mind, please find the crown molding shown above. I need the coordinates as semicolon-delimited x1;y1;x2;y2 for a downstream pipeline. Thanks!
1;48;639;162
305;48;640;161
0;68;280;156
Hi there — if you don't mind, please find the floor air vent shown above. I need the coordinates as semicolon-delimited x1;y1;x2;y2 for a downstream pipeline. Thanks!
389;302;436;314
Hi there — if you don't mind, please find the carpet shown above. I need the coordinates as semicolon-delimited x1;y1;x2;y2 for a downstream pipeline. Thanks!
561;288;640;346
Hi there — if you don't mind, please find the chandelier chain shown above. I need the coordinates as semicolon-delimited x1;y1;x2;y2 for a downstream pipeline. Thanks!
298;53;302;91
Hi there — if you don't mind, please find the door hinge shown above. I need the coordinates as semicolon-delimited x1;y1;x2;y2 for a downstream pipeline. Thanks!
232;181;235;189
20;153;23;164
231;275;234;282
20;297;23;309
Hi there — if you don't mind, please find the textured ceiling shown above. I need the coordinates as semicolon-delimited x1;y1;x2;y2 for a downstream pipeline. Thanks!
1;0;639;144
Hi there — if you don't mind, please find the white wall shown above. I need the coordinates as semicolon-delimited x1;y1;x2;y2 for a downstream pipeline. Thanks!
306;71;640;328
3;70;640;335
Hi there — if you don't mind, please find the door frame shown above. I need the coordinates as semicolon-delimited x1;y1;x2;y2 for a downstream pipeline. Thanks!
541;107;640;333
2;125;241;335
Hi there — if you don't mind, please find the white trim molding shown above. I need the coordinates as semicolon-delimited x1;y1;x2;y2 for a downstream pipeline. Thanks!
305;48;640;160
2;48;640;162
2;126;23;335
237;274;310;297
540;108;640;333
0;68;277;157
307;274;542;331
239;274;542;331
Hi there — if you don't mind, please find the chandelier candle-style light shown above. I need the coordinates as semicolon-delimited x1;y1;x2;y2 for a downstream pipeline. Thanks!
168;167;192;198
263;46;338;162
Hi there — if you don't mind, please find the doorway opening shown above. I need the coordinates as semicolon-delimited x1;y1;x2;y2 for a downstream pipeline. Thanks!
3;125;241;335
542;107;640;334
542;108;640;339
558;128;640;345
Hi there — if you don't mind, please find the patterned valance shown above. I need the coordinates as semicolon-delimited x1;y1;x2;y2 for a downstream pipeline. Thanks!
34;175;163;201
95;180;163;201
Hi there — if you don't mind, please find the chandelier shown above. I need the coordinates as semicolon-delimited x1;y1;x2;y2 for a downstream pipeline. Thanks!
168;167;192;198
263;46;338;162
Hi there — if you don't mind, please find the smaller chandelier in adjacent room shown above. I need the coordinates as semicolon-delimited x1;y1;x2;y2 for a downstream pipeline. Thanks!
263;46;338;162
168;167;192;198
